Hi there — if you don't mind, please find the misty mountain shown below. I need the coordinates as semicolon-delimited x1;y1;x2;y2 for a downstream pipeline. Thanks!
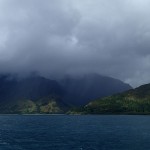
60;74;132;106
0;75;66;114
0;75;63;102
0;74;132;113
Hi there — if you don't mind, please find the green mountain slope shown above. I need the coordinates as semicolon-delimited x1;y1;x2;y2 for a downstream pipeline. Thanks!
0;97;66;114
71;84;150;114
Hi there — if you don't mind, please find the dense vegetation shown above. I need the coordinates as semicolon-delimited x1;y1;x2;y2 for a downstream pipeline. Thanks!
0;97;67;114
71;84;150;114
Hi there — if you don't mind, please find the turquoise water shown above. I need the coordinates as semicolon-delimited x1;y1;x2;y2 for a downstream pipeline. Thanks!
0;115;150;150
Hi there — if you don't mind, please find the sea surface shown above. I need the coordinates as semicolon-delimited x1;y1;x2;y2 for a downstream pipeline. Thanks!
0;115;150;150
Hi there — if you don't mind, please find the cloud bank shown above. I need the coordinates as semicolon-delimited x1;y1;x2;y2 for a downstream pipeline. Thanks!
0;0;150;87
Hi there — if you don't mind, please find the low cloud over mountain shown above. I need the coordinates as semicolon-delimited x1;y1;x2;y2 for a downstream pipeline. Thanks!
0;0;150;87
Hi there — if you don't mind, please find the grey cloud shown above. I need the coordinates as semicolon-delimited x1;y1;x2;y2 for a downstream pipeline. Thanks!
0;0;150;87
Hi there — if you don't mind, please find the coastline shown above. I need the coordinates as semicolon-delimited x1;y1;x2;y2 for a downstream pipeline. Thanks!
0;112;150;115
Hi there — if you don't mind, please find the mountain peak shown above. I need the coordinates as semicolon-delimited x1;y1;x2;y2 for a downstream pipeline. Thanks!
60;74;132;106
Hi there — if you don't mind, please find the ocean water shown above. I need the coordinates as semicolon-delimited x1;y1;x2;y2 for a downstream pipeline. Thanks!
0;115;150;150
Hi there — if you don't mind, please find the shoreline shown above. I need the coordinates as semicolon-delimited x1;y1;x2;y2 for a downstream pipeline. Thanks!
0;113;150;116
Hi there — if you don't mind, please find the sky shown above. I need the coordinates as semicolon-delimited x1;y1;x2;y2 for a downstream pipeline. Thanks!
0;0;150;87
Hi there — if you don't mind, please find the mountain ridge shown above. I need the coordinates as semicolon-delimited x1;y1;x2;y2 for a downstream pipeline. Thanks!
0;74;132;114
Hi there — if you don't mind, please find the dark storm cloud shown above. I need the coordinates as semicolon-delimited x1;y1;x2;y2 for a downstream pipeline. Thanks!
0;0;150;87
